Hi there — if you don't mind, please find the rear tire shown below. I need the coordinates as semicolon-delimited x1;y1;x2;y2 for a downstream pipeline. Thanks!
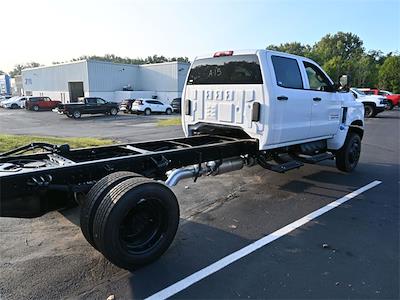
73;110;81;119
110;107;118;116
364;104;375;118
144;108;151;116
166;108;172;115
335;132;361;172
80;171;139;248
92;177;180;269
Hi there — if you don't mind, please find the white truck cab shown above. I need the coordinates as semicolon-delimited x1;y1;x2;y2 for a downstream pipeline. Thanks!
182;49;364;172
350;87;386;118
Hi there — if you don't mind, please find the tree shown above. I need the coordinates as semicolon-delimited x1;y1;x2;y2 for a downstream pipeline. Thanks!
68;54;190;65
267;42;312;57
378;55;400;93
9;62;41;77
312;32;365;82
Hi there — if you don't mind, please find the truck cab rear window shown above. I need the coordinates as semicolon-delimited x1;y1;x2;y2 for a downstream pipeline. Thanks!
187;55;263;85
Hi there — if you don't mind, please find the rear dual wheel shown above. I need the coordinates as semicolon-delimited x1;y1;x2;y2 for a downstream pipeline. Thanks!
80;172;180;269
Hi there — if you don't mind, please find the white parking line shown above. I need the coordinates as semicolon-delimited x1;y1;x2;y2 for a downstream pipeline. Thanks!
146;180;382;300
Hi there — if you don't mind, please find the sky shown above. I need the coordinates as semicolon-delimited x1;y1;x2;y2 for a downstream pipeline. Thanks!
1;0;399;72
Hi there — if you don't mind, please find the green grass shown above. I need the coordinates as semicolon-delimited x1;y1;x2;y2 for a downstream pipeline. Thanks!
0;134;114;153
157;117;182;127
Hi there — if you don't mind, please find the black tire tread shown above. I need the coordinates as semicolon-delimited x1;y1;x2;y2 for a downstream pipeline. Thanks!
336;132;361;172
93;177;179;269
80;171;140;248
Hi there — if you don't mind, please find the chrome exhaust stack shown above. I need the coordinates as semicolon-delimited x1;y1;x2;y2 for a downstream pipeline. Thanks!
165;156;254;187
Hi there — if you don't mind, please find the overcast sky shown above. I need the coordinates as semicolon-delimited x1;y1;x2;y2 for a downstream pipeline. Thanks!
1;0;399;72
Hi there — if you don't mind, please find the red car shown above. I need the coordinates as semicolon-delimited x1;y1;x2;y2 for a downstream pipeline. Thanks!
25;96;61;111
359;88;400;110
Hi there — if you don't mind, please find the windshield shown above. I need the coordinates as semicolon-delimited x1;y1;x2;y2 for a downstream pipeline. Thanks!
3;96;18;102
352;88;366;95
187;54;263;85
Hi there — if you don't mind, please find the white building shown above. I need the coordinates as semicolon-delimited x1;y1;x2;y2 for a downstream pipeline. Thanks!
21;60;190;103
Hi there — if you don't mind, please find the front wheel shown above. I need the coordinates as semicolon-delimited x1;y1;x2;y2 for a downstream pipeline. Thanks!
335;132;361;172
386;101;394;110
33;105;39;111
92;178;180;269
166;108;172;115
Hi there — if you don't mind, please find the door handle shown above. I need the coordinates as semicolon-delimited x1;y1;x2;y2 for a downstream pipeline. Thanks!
277;96;288;101
313;97;322;101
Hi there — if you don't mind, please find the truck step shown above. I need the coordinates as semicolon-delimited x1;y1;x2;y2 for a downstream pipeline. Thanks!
264;160;304;173
295;152;334;164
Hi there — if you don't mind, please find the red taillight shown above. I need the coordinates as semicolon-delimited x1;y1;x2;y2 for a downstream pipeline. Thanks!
214;50;234;57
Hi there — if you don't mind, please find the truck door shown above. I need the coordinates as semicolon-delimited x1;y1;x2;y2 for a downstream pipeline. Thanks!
269;55;312;144
301;61;341;137
86;98;98;113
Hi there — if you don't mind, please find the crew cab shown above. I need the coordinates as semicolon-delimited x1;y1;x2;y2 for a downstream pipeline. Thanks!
56;97;119;119
0;50;365;271
25;96;61;111
350;88;387;117
359;88;400;110
183;49;364;172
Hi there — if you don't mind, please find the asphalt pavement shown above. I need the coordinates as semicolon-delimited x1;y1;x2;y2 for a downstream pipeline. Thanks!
0;108;398;299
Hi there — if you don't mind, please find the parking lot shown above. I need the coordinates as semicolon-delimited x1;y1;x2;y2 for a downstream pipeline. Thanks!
0;108;399;299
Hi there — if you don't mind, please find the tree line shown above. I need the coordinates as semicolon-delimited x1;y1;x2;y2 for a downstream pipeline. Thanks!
4;55;190;77
2;32;399;93
267;32;400;93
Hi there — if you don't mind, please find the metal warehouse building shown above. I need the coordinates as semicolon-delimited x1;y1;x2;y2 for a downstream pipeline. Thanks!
21;60;190;103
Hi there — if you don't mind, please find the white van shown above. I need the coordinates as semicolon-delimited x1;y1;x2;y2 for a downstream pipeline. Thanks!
182;50;364;172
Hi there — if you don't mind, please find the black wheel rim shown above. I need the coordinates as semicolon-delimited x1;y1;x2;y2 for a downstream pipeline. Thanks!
119;198;167;254
348;139;360;167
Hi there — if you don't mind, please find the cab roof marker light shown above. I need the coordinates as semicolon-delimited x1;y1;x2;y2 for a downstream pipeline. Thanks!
214;51;234;57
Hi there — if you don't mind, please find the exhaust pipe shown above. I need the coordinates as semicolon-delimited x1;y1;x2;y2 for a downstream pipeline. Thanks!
165;156;249;187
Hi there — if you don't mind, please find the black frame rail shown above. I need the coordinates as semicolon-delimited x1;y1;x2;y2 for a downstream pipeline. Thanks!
0;135;258;217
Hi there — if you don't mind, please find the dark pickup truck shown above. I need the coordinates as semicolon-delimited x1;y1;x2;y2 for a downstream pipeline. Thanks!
56;97;119;119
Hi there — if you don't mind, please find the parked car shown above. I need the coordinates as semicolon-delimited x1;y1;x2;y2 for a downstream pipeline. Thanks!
0;95;12;105
119;99;135;113
359;88;400;110
56;97;119;119
350;88;386;118
170;98;181;113
25;96;61;111
131;99;173;115
0;96;27;109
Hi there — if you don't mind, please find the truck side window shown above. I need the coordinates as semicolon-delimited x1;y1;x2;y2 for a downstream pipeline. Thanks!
271;56;303;89
87;98;96;104
303;62;334;92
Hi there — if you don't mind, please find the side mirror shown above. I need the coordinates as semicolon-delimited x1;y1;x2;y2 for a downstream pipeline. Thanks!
339;75;348;87
337;75;350;92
